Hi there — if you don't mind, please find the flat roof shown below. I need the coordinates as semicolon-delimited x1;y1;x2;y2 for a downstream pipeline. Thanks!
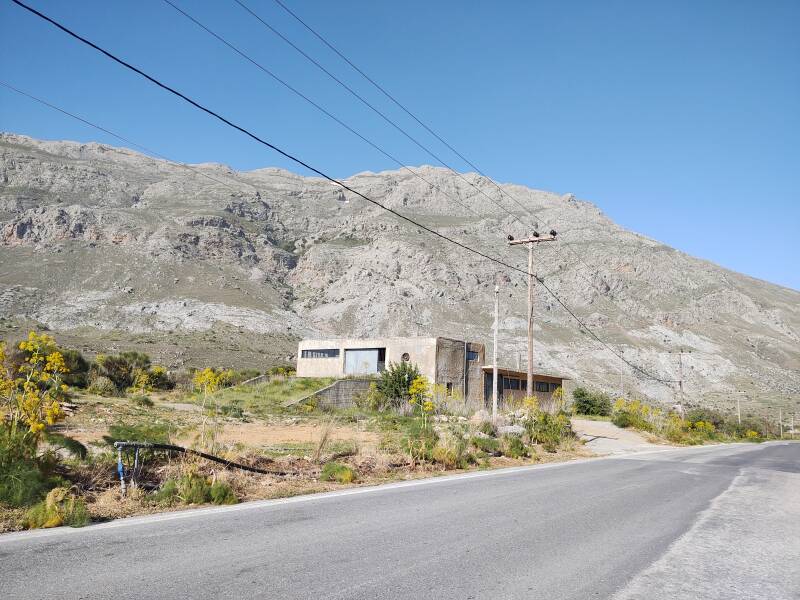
481;366;569;380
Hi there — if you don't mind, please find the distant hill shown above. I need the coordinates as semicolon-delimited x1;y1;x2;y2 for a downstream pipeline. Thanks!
1;133;798;413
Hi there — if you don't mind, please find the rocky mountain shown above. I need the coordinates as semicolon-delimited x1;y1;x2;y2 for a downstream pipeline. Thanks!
1;132;798;413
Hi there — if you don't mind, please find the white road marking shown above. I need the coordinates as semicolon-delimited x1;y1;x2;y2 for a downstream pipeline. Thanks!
0;442;765;544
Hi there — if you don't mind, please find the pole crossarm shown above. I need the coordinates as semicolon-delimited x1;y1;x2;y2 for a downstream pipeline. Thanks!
508;236;557;246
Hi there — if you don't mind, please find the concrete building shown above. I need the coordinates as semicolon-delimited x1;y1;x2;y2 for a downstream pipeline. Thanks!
482;366;568;407
297;337;569;410
297;337;486;406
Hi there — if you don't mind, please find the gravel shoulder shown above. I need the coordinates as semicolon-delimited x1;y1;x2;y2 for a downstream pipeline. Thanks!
572;417;674;454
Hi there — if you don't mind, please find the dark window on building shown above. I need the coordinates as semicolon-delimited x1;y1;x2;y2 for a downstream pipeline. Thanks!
466;350;480;361
503;377;520;390
446;382;453;393
301;349;339;359
535;381;550;393
550;383;561;392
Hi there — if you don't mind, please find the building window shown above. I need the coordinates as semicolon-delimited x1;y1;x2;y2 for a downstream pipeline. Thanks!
301;349;339;359
535;381;549;393
466;350;480;361
503;377;520;390
446;382;453;393
549;383;561;392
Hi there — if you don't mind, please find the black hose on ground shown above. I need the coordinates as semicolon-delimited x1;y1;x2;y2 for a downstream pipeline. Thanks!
113;441;289;476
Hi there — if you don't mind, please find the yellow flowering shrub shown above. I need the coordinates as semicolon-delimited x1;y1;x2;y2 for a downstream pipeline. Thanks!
408;376;430;407
2;332;70;435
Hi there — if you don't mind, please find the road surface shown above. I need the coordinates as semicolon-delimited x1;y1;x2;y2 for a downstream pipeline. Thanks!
1;442;798;599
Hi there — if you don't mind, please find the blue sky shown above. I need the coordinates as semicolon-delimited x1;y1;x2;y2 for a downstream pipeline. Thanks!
1;0;798;290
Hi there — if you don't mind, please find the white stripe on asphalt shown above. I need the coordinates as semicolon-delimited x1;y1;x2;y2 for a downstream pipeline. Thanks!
0;441;768;544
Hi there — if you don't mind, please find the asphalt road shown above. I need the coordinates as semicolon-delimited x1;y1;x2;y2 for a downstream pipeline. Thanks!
2;442;798;599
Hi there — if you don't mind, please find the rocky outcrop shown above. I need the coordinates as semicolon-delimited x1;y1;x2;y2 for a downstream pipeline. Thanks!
0;132;797;408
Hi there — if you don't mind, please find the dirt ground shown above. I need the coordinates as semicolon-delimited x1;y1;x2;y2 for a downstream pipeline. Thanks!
187;422;380;450
571;418;674;455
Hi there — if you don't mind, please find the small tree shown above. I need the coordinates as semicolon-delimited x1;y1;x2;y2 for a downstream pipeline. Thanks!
192;368;232;448
376;361;421;408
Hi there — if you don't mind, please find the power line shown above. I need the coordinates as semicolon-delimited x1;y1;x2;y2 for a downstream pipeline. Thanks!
9;0;529;275
228;0;534;231
0;80;254;194
264;0;662;338
160;0;500;226
10;0;672;388
180;0;658;347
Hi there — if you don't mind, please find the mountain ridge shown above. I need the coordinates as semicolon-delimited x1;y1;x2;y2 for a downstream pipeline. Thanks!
1;132;798;413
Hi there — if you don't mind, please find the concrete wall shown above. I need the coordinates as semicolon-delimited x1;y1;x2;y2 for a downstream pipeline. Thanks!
297;337;439;380
465;342;486;409
314;379;374;409
432;338;485;410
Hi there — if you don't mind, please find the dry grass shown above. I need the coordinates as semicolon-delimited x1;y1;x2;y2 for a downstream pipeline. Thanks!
1;384;602;533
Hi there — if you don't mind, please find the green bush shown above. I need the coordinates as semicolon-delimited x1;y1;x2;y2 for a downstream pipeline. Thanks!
354;382;389;411
93;352;151;391
477;421;497;437
401;418;438;462
229;369;261;385
130;394;153;408
611;400;655;432
103;423;170;445
178;472;211;504
148;366;175;390
470;436;500;455
0;426;57;507
59;347;90;388
152;479;179;505
431;431;474;469
502;435;528;459
612;411;634;428
377;361;421;408
43;432;87;460
26;487;89;529
572;387;612;416
88;375;117;397
219;402;245;420
158;473;238;506
528;412;573;452
320;461;357;483
209;481;238;505
685;408;726;429
268;365;296;377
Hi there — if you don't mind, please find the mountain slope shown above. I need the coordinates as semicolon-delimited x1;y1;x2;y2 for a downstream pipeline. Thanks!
1;133;798;412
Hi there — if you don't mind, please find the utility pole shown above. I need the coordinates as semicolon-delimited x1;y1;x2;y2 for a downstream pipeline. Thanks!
779;406;783;439
737;395;741;426
492;284;499;423
508;230;557;397
678;348;684;407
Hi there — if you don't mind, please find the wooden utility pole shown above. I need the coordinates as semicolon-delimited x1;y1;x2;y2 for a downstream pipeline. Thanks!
509;231;557;397
779;406;783;439
492;284;499;423
737;395;741;426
